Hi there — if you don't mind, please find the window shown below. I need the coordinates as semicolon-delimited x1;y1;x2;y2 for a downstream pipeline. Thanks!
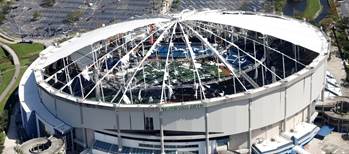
144;117;154;130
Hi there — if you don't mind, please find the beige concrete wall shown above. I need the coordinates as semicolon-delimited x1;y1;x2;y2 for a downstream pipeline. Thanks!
228;132;248;150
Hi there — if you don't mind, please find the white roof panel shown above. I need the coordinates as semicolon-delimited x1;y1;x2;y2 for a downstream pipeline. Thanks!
37;18;170;68
184;11;329;55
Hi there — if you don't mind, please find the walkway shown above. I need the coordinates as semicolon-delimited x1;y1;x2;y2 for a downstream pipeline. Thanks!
0;43;20;103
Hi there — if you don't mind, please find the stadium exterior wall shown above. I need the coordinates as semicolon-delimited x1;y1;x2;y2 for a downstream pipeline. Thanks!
33;52;326;151
18;11;329;153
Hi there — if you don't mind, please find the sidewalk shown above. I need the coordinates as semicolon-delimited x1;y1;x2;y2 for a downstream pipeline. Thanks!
0;43;21;104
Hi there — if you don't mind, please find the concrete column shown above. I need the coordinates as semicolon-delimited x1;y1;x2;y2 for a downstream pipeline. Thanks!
83;128;88;148
160;109;165;154
283;84;288;132
205;104;210;154
248;98;252;154
321;88;325;102
308;76;313;123
293;45;298;72
117;112;122;152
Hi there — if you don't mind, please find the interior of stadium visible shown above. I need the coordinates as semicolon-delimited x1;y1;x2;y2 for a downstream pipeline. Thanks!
42;21;319;104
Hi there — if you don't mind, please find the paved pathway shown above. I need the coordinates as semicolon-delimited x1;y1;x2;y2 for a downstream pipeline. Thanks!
0;43;20;103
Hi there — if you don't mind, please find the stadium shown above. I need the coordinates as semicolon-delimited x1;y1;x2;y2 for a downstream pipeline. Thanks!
19;10;329;154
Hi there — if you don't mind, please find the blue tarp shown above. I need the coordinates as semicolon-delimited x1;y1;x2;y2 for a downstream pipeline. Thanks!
315;125;334;139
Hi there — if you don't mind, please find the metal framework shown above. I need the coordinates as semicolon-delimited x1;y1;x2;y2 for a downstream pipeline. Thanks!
43;20;315;106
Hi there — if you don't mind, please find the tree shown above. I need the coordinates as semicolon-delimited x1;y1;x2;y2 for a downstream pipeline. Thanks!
171;0;181;9
65;10;83;24
40;0;55;8
31;11;41;21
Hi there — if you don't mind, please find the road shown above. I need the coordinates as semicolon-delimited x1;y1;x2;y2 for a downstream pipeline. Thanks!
0;43;20;103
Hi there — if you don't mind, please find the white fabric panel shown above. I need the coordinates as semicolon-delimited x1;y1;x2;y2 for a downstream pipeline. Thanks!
119;111;131;130
208;100;249;134
55;98;81;126
312;64;325;100
185;11;328;55
130;112;144;130
82;106;117;130
251;91;284;129
286;80;307;117
163;108;205;132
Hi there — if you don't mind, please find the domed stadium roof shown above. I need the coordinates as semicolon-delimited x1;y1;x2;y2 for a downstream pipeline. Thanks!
34;10;329;105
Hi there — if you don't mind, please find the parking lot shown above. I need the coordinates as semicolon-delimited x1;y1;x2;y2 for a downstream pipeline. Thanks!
0;0;267;40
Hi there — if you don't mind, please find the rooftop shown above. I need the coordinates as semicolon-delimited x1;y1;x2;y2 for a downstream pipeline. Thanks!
33;10;329;106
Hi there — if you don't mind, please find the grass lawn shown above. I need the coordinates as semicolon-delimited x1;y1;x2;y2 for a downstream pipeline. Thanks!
9;43;45;66
0;47;15;109
303;0;323;20
0;43;45;111
0;68;26;111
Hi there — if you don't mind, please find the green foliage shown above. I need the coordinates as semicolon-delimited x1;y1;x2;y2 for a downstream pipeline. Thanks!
171;0;181;9
0;47;15;107
326;0;339;22
32;11;41;21
274;0;287;13
40;0;55;8
65;10;83;24
0;109;8;153
0;110;7;132
317;0;338;30
0;1;11;25
0;110;8;153
320;17;334;29
14;145;23;154
303;0;322;20
0;132;5;153
9;43;45;66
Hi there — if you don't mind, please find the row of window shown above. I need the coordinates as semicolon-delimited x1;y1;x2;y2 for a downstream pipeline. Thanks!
139;143;199;149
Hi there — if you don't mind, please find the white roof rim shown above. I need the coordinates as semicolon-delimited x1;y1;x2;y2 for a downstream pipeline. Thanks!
182;10;329;56
35;10;329;70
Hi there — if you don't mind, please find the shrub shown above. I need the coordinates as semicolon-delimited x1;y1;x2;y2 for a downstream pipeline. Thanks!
31;11;41;21
40;0;55;8
65;10;83;24
0;110;8;132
